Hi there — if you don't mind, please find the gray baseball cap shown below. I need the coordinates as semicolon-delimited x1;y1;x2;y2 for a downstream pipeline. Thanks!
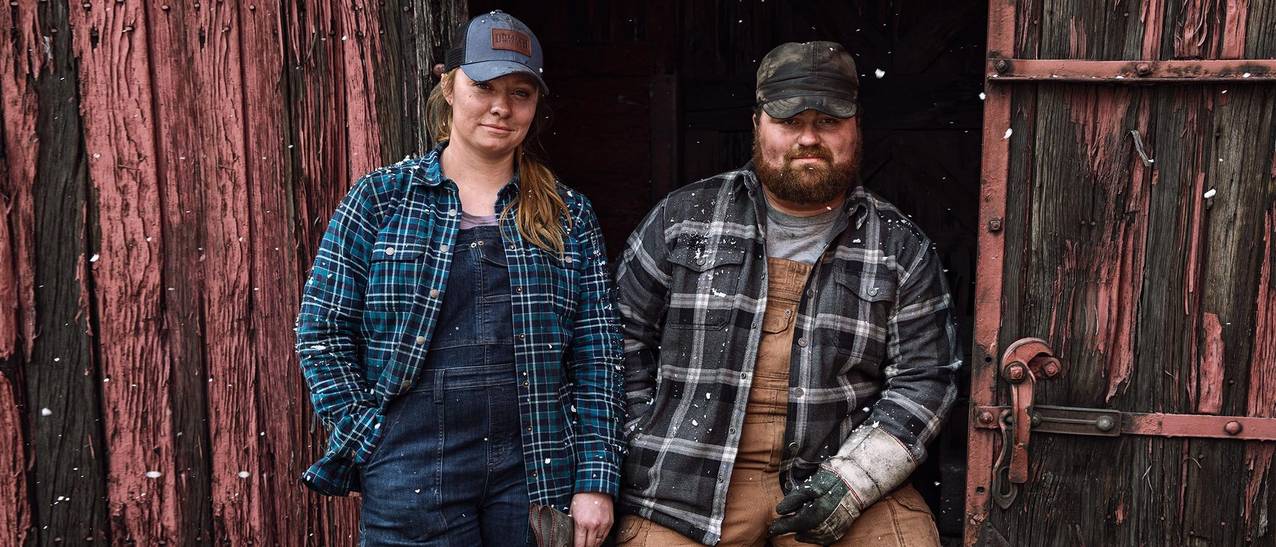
756;41;859;119
445;11;547;93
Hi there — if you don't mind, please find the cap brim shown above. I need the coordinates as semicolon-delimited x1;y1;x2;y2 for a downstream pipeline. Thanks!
460;61;549;94
761;96;857;119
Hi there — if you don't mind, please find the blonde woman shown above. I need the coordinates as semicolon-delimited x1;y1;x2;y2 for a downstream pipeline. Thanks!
297;11;623;546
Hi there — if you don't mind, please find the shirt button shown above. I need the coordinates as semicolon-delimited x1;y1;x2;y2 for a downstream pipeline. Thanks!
470;242;477;248
868;287;880;297
515;286;524;294
787;441;800;453
740;372;748;379
429;289;440;298
448;209;457;216
519;334;526;340
792;387;805;398
508;244;516;251
415;336;427;344
806;288;816;297
440;245;449;252
797;338;808;347
384;247;395;256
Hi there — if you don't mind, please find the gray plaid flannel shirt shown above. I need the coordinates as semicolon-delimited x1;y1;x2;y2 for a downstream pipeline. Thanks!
614;165;961;544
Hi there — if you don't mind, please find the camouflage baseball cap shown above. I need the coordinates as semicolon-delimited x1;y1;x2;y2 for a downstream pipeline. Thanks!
756;41;859;119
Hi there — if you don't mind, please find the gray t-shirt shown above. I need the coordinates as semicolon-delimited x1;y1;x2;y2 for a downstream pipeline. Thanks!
764;199;842;264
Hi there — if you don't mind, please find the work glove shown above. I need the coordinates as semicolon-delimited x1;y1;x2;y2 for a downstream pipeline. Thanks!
768;467;859;545
769;424;919;545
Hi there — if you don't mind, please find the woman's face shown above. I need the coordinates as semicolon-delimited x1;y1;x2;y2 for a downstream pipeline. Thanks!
445;69;540;159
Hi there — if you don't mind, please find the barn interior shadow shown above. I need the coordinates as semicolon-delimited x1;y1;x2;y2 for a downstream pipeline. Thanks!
470;0;986;541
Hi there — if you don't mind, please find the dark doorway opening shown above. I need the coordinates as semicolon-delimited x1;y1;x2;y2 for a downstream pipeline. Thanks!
470;0;986;540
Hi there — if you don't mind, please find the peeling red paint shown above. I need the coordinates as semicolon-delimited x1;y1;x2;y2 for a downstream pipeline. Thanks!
1175;0;1220;59
69;0;182;540
1244;210;1276;525
1067;19;1087;59
1198;313;1225;414
0;371;28;545
0;0;42;361
1059;90;1147;402
1140;0;1166;59
1221;0;1250;58
1114;499;1126;525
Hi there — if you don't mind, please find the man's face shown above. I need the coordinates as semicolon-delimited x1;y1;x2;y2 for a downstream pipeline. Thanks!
752;109;861;205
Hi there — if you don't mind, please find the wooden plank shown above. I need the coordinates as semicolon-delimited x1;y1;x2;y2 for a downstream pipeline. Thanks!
68;0;183;541
987;58;1276;81
177;1;268;542
0;366;28;546
0;0;38;365
23;0;113;542
237;1;311;542
0;2;38;541
142;2;216;542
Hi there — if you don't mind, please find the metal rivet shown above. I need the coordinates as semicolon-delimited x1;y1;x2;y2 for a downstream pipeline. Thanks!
994;59;1010;73
1096;416;1116;432
988;218;1003;232
1136;63;1152;76
1225;421;1243;435
977;411;995;426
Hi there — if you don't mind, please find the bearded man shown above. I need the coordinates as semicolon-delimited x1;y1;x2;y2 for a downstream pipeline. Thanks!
613;41;960;546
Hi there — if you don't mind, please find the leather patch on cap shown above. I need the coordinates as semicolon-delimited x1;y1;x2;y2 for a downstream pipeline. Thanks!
491;29;532;56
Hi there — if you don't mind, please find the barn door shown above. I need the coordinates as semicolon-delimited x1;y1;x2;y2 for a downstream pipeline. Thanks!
965;1;1276;545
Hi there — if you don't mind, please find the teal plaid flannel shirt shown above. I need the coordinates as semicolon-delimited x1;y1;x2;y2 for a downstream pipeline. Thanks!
296;143;625;509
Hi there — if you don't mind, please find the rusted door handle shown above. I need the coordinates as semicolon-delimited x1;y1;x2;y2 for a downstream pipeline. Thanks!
990;337;1062;509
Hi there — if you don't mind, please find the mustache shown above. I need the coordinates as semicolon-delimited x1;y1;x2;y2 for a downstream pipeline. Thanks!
784;146;833;163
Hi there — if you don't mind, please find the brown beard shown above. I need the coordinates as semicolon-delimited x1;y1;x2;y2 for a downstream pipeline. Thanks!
752;137;859;205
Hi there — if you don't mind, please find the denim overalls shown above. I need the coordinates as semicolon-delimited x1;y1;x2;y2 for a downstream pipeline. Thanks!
359;224;531;546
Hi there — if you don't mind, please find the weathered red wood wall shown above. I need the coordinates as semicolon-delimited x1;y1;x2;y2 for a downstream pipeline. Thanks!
0;0;466;543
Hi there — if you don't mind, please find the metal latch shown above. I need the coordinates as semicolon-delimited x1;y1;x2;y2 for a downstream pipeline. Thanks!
988;338;1062;509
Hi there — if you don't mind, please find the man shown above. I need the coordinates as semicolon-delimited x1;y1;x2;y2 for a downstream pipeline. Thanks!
613;41;960;546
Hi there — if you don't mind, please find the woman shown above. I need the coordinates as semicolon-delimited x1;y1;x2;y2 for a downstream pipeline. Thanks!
296;11;624;546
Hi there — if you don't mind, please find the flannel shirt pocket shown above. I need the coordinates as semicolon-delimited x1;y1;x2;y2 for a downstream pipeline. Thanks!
829;268;897;366
665;244;747;329
366;240;428;312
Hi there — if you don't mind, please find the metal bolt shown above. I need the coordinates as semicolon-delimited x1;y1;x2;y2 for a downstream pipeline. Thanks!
1043;361;1061;377
1096;416;1116;432
978;411;995;426
1136;63;1152;76
988;218;1003;232
1006;364;1026;382
994;59;1010;73
1225;421;1243;435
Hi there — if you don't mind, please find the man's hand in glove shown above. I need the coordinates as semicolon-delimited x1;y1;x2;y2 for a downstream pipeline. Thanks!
768;467;860;545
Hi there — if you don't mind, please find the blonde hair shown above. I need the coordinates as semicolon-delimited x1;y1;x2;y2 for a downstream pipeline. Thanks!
425;69;571;255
